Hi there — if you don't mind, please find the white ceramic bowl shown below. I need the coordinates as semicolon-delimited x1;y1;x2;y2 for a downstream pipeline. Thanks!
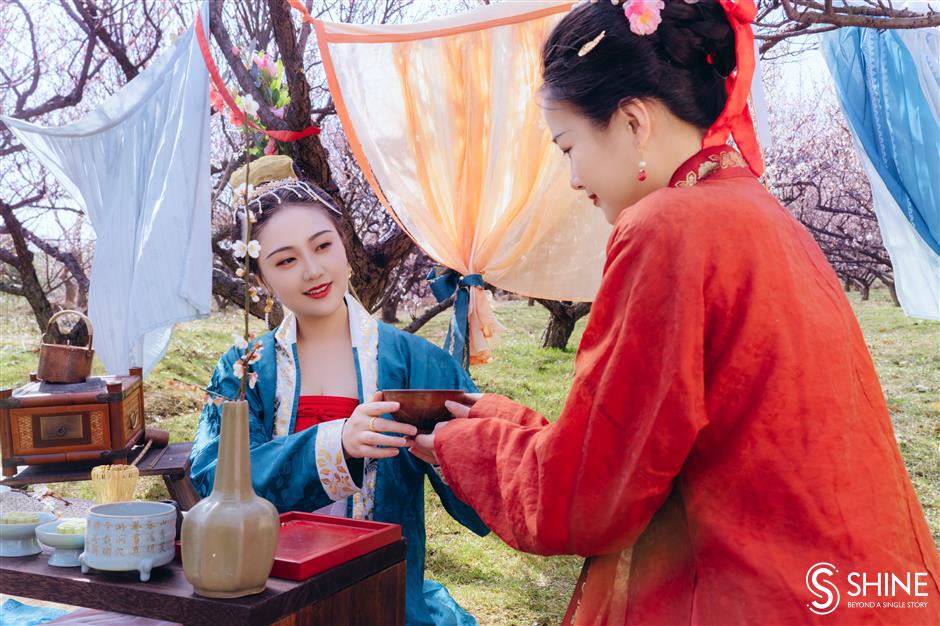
36;519;86;567
80;501;176;582
0;511;57;557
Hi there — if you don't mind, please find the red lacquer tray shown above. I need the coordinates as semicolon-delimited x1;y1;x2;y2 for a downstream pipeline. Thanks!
175;512;402;581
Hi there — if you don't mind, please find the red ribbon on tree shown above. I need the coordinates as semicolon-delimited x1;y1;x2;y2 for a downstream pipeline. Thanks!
702;0;764;177
194;12;320;143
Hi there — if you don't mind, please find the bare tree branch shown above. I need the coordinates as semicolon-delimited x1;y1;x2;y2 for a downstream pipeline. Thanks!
404;294;456;334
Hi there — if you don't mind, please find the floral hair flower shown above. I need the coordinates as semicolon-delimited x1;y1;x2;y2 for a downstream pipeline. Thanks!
264;137;277;156
232;239;261;259
624;0;665;36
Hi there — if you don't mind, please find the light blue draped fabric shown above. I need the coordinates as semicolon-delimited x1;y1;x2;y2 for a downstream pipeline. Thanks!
820;26;940;318
1;3;211;375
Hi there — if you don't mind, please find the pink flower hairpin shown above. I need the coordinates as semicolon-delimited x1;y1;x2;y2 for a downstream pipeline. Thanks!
623;0;665;35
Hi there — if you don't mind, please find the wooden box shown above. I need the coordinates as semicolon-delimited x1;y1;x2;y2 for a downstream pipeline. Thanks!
0;368;145;477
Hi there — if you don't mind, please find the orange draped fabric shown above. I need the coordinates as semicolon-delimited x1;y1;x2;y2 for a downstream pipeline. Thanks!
307;1;612;364
435;147;940;625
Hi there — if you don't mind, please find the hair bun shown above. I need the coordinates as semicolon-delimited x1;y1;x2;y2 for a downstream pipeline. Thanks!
657;0;736;78
542;0;735;131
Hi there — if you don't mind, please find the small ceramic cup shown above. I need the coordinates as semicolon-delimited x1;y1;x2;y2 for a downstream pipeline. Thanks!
36;519;85;567
0;512;57;557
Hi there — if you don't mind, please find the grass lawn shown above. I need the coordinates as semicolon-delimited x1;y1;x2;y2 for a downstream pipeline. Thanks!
0;288;937;625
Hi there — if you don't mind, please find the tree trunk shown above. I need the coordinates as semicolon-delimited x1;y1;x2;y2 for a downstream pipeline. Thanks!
860;281;871;301
381;294;400;323
536;300;592;350
542;314;577;350
885;280;901;307
64;279;79;310
0;201;55;332
263;0;416;313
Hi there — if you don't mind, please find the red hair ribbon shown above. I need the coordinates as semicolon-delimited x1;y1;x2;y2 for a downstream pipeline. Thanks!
194;12;320;143
702;0;764;177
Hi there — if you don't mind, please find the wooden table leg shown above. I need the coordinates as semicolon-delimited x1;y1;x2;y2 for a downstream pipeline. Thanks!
163;474;200;511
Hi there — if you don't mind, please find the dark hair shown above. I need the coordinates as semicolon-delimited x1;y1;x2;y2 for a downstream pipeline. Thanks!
541;0;736;130
233;181;344;276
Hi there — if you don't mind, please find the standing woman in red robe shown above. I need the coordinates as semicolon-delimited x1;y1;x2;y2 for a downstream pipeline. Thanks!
409;1;940;624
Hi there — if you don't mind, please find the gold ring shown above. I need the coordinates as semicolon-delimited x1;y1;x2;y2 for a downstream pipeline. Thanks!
369;417;378;432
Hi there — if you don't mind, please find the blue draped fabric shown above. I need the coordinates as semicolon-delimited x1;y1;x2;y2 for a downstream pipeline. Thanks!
820;27;940;255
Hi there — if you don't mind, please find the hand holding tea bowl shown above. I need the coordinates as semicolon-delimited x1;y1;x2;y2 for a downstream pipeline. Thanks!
398;392;482;466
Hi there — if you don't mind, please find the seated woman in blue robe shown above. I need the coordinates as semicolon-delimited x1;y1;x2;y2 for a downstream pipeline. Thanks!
189;157;488;626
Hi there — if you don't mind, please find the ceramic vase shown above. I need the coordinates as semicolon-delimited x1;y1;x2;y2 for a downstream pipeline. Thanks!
181;400;279;597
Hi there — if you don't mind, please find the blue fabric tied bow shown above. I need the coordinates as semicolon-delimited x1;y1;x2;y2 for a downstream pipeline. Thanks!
426;268;484;370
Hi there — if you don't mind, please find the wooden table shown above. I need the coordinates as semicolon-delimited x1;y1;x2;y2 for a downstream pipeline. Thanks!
0;442;200;510
0;540;406;626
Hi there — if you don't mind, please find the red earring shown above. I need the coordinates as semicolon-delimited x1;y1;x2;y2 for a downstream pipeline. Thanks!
638;152;648;182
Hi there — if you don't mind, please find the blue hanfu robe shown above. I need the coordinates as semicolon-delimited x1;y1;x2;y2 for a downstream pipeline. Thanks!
189;294;489;626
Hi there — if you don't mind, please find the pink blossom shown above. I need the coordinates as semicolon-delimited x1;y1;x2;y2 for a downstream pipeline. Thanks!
270;106;285;119
254;51;275;79
227;106;245;128
624;0;665;36
264;137;277;156
209;83;226;114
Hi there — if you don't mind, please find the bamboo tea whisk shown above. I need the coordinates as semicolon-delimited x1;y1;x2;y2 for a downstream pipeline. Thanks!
90;438;153;504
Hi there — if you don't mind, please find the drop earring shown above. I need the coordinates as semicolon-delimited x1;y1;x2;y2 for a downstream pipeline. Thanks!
264;294;274;325
638;149;648;183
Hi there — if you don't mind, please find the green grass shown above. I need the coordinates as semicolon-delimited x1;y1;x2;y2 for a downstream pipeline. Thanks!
0;289;936;625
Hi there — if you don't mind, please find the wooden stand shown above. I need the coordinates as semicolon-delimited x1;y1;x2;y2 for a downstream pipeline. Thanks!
0;441;199;511
0;368;146;477
0;540;406;625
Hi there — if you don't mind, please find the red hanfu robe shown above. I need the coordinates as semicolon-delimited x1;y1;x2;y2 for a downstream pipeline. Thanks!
435;146;940;625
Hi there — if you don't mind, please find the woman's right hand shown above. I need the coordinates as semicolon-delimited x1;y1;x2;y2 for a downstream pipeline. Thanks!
341;392;417;459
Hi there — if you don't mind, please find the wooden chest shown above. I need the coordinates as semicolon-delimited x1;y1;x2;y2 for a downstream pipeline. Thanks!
0;368;145;477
